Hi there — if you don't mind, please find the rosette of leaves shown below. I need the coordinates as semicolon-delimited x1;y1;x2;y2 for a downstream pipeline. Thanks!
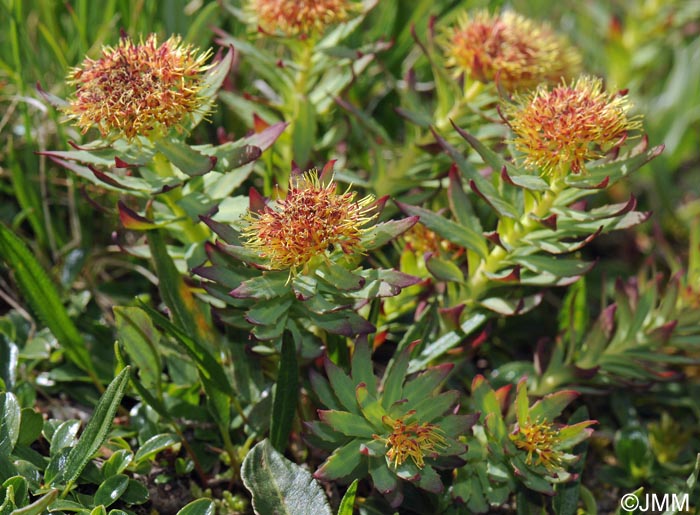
193;164;418;348
463;375;596;499
307;340;478;507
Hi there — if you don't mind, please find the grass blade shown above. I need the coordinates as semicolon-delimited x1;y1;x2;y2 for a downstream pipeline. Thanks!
0;224;97;384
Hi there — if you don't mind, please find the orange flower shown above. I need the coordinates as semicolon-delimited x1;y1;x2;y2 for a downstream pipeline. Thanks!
241;171;374;271
505;76;642;175
251;0;351;36
64;34;211;140
510;419;563;472
445;10;580;91
376;415;448;469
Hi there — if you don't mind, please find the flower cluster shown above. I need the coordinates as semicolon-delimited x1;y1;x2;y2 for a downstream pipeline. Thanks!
64;34;211;140
510;418;564;472
445;10;581;91
376;414;448;469
240;170;375;271
250;0;351;36
504;76;642;175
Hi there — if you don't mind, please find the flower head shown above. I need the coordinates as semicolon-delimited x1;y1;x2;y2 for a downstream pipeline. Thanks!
251;0;351;36
510;419;563;472
445;10;581;91
505;76;643;175
241;170;375;271
376;414;448;469
64;34;211;140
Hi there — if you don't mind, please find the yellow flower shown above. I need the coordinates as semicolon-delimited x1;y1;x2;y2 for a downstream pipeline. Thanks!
64;34;211;141
511;419;563;472
376;415;448;469
241;170;374;271
251;0;351;36
504;76;642;175
445;10;581;91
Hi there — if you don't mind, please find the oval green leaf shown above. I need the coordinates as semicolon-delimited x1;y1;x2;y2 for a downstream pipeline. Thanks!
94;474;130;507
175;498;215;515
241;440;333;515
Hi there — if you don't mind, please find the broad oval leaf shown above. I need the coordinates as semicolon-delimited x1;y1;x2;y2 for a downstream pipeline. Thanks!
94;474;130;507
241;439;333;515
134;433;180;464
49;420;81;455
102;449;134;479
176;498;215;515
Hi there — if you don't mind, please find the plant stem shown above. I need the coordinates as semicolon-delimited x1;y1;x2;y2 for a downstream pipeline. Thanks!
467;178;565;304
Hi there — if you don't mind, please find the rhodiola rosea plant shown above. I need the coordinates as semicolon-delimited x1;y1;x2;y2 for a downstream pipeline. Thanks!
1;1;700;515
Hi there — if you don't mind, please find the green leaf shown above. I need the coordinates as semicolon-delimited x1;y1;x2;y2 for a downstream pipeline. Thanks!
147;230;201;340
133;434;180;464
381;348;410;410
176;499;215;515
0;224;94;377
114;307;162;391
317;440;365;482
154;139;216;177
316;263;365;291
49;420;80;455
351;339;377;397
0;393;20;457
90;506;107;515
9;489;57;515
553;409;590;515
241;439;333;515
318;410;376;438
363;217;419;251
324;359;360;414
101;450;133;479
120;479;150;505
231;272;291;300
337;479;358;515
396;202;488;259
3;476;27;504
52;367;130;487
270;333;299;452
292;99;317;167
94;474;129;508
529;390;579;422
0;337;18;392
246;297;294;326
16;409;43;447
511;255;595;278
448;169;482;231
425;254;465;283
